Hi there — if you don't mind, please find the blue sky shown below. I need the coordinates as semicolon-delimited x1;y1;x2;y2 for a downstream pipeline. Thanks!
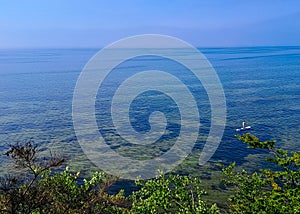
1;0;300;48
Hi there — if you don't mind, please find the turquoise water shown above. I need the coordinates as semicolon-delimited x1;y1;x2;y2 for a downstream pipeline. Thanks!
0;47;299;176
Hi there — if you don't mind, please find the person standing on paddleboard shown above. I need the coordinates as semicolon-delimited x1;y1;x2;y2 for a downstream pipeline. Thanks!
242;120;246;129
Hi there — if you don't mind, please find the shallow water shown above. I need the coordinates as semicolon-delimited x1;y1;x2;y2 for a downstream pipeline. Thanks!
0;47;299;177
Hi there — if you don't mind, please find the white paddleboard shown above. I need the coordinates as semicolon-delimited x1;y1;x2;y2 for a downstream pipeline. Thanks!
236;126;251;132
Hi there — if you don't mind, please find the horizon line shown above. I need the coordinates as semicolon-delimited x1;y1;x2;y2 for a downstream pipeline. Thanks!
1;45;300;50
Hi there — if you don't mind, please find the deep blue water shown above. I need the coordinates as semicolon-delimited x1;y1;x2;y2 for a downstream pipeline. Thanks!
0;47;299;176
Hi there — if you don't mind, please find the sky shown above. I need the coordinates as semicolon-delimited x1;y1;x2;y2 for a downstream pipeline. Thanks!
1;0;300;48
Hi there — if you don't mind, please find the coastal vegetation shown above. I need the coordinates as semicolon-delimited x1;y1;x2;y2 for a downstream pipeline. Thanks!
223;133;300;213
0;133;299;213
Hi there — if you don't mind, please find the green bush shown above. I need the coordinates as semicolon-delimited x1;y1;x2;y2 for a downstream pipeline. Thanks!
0;142;130;213
131;171;219;214
0;141;217;214
2;133;299;213
223;133;300;214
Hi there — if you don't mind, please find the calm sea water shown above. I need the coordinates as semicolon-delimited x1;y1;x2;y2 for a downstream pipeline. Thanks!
0;47;299;176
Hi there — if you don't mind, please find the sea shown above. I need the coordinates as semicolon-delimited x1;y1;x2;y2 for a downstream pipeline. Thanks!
0;47;299;179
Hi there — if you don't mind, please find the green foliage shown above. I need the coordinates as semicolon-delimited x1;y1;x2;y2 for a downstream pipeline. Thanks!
223;133;300;214
3;134;299;213
131;171;219;214
1;142;217;213
36;168;130;213
0;141;130;213
235;133;276;150
0;141;65;213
